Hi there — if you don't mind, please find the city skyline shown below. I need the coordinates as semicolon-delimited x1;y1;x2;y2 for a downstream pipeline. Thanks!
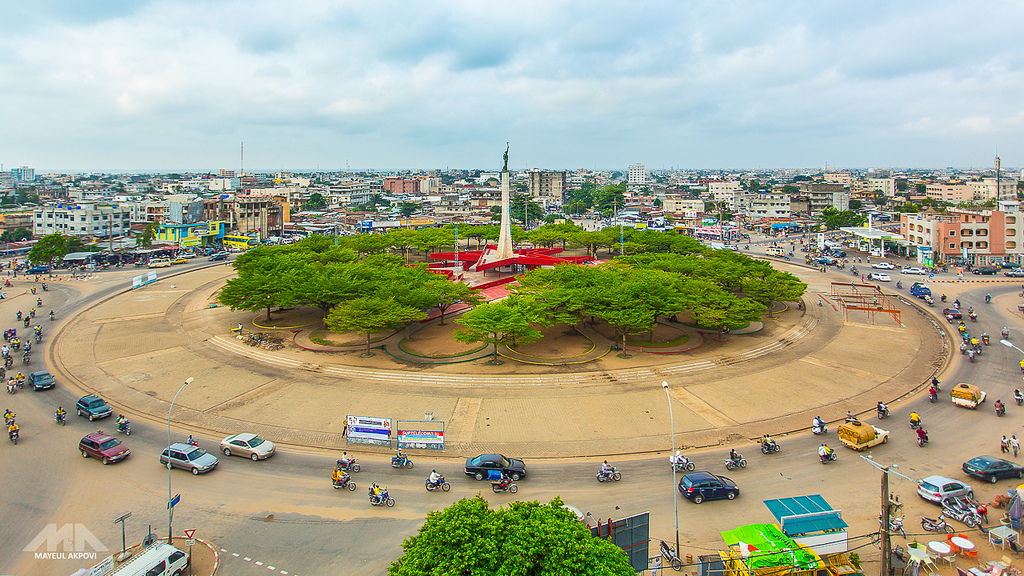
2;1;1022;172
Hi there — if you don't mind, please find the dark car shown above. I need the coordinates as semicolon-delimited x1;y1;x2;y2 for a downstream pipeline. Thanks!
79;431;130;465
28;370;56;391
972;267;998;275
678;471;739;504
26;266;49;274
75;394;113;421
962;456;1024;483
1005;269;1024;278
465;453;527;481
208;252;229;261
999;261;1019;269
942;308;963;320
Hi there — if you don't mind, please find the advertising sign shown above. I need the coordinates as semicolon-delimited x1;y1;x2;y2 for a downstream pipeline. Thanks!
131;271;158;290
179;236;201;248
346;415;392;446
190;225;211;236
396;421;445;450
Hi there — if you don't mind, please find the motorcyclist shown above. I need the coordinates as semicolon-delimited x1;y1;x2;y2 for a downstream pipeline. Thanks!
55;406;65;421
15;372;24;386
996;399;1006;416
1004;327;1011;339
49;311;54;321
728;448;740;463
428;469;441;486
8;420;19;438
917;428;928;443
1015;389;1023;405
600;460;613;474
818;443;832;460
845;410;857;423
986;294;992;303
116;414;129;431
954;298;961;309
876;401;888;416
941;294;947;302
187;434;196;446
928;385;938;400
761;434;774;449
36;298;41;307
3;408;14;423
369;483;382;503
332;465;346;486
15;311;21;320
812;416;825;430
670;450;684;467
910;411;921;428
338;451;351;467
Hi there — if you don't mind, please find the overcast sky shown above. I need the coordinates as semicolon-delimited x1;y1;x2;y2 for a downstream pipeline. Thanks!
2;1;1022;173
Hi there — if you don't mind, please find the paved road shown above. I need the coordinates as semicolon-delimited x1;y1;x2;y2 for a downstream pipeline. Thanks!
2;259;1022;576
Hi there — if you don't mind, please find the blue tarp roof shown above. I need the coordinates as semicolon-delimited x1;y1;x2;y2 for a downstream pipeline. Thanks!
763;495;848;536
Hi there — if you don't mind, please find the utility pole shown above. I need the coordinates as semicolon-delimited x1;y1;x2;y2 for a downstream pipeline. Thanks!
861;455;914;576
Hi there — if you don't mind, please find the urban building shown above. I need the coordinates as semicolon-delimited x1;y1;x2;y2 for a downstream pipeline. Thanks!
865;178;896;197
528;171;566;202
628;164;647;187
0;212;33;234
33;203;131;238
968;178;1018;201
233;194;283;239
797;182;849;213
924;183;973;204
13;166;34;182
383;178;420;195
741;194;792;219
660;195;704;218
900;202;1024;266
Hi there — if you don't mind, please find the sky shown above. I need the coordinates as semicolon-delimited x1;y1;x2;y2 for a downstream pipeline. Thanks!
1;1;1022;173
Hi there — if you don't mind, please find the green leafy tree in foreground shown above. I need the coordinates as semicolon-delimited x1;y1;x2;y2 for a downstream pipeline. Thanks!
136;221;158;248
326;295;426;356
422;275;483;325
29;233;67;265
389;495;634;576
218;264;295;321
454;296;545;361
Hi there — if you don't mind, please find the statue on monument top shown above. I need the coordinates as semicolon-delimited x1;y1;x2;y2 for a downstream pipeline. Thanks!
503;143;509;172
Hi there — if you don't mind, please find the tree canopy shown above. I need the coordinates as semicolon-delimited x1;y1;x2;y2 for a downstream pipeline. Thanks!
389;496;634;576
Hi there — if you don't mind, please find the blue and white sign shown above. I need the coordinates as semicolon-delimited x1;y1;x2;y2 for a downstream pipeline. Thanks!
346;415;392;446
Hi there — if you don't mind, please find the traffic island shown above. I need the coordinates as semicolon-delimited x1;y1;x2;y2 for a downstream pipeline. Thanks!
112;537;218;576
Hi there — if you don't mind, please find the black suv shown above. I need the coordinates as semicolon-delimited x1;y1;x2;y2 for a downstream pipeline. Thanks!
678;471;739;503
465;453;527;481
28;370;56;391
76;394;113;421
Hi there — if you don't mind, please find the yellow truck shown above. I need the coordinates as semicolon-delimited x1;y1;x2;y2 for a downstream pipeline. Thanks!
950;383;987;409
837;420;889;451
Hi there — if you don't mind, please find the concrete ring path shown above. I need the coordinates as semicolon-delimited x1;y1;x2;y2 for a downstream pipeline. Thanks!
51;263;943;458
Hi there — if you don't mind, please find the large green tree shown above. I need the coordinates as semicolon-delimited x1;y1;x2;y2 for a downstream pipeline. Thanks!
389;496;634;576
218;261;295;321
136;221;158;248
29;233;67;265
326;295;425;355
421;275;484;325
454;296;549;361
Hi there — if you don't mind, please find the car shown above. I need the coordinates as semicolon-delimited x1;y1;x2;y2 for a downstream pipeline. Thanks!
1005;269;1024;278
465;453;527;481
902;267;927;275
26;266;49;274
962;456;1024;484
208;252;229;261
871;262;897;269
910;282;931;298
942;308;963;320
917;475;973;504
678;471;739;504
972;267;998;275
148;258;171;268
999;261;1019;269
867;273;891;282
220;433;276;461
79;431;130;465
170;257;188;265
76;394;113;421
815;256;838;265
27;370;56;391
180;252;196;259
161;442;219;475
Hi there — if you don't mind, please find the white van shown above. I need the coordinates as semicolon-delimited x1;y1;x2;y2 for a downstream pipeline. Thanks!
148;258;171;268
113;542;189;576
765;246;785;257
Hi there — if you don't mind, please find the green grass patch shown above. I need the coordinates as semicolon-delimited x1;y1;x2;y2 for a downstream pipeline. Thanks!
625;333;690;348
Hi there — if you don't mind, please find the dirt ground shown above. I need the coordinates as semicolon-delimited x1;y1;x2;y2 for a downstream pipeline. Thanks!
589;320;690;345
401;321;485;356
507;323;595;358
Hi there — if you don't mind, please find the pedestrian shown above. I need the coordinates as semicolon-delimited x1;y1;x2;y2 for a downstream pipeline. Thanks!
1013;435;1020;458
1002;435;1009;454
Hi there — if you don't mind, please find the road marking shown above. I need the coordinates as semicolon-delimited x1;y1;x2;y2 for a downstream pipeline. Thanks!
244;557;251;561
232;553;239;557
256;561;264;566
268;566;276;570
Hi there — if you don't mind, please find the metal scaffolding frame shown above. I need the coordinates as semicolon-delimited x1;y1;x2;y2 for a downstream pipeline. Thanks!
830;282;902;325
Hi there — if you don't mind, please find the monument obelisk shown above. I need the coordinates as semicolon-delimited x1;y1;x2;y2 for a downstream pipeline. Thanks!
494;143;514;260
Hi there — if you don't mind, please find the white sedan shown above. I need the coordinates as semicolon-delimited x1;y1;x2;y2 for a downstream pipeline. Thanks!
220;433;276;461
868;273;892;282
871;262;897;270
902;267;927;275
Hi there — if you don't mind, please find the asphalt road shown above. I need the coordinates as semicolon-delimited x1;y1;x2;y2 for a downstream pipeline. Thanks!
2;255;1022;576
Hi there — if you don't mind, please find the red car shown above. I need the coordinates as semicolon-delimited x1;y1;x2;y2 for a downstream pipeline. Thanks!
78;431;130;465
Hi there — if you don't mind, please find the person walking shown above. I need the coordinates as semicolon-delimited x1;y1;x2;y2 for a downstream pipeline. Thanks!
1001;435;1010;454
1012;435;1020;458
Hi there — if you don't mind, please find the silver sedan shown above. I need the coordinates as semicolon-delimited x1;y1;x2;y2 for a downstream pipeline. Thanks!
220;433;276;461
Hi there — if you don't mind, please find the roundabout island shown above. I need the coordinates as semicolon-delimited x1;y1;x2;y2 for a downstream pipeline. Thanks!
52;258;943;458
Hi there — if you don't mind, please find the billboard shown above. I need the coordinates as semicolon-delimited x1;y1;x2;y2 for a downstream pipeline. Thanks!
179;236;201;248
396;421;445;450
346;415;392;446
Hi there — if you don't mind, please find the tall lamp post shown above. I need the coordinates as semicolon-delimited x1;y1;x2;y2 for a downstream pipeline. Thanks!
168;377;194;544
661;381;679;562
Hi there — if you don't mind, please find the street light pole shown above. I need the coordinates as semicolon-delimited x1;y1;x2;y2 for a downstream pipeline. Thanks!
168;377;193;544
662;381;679;561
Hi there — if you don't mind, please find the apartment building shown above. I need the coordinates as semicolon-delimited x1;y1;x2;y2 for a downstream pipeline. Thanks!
797;183;849;213
33;203;132;238
233;195;284;239
865;177;896;196
924;183;973;204
660;195;704;218
528;171;566;202
969;178;1018;201
900;202;1024;266
628;164;647;187
741;194;791;219
383;178;420;195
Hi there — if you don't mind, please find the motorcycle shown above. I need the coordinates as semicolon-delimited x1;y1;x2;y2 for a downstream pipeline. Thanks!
186;437;199;447
928;390;937;403
336;459;360;473
812;423;828;435
921;515;955;534
917;432;929;447
760;440;781;454
8;428;17;444
391;454;414;469
969;312;977;322
41;284;47;291
49;312;54;321
941;499;981;528
968;349;975;362
117;420;131;435
34;333;40;343
5;381;14;394
996;403;1006;417
725;455;747;470
819;451;838;464
671;458;696;473
1003;328;1011;340
424;475;451;492
491;478;519;494
896;281;903;289
55;412;65;426
596;467;622;482
910;417;922;430
941;295;947;303
332;475;357;491
881;515;906;538
877;406;890;419
369;487;395;507
1015;393;1023;406
22;353;29;365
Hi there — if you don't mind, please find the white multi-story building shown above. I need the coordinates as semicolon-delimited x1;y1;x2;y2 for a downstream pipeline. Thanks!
14;167;34;182
33;203;132;238
969;178;1018;201
865;177;896;197
628;163;647;187
742;194;792;219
